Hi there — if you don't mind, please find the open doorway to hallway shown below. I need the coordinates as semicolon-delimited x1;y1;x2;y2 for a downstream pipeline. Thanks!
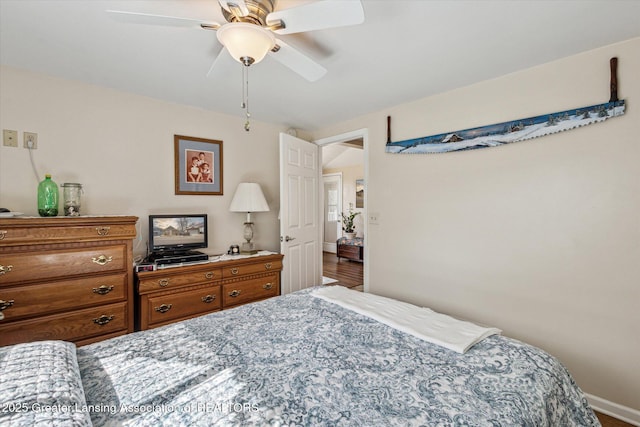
318;131;366;291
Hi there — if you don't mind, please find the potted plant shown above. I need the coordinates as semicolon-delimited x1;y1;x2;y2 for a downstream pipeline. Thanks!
341;209;360;239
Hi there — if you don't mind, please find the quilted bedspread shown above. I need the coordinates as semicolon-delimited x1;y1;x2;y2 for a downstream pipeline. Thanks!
72;288;599;426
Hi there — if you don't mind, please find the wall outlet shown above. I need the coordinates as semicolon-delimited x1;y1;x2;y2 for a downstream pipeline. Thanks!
3;129;18;147
24;132;38;149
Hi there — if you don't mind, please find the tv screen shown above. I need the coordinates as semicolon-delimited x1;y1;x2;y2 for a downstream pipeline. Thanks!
149;214;208;253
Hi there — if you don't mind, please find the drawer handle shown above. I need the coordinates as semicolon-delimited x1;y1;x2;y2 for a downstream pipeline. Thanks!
263;283;273;290
155;303;172;313
96;226;111;236
230;268;239;275
0;264;13;276
229;290;241;298
205;272;214;279
265;262;272;270
93;315;114;326
0;230;6;240
201;294;216;303
158;278;170;287
0;299;15;311
93;285;114;295
92;255;113;266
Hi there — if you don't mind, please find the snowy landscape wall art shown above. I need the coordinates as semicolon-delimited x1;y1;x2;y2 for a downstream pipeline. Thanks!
385;100;625;154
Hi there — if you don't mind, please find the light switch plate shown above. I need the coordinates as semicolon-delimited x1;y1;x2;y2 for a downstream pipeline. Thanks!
3;129;18;147
368;212;380;225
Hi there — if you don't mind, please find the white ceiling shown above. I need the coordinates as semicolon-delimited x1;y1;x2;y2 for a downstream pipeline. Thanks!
323;142;363;169
1;0;639;132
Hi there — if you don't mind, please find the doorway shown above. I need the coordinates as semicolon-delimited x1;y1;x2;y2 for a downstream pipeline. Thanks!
322;173;342;253
315;128;369;292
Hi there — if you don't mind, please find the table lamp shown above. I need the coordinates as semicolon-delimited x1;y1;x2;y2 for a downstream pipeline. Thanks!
229;182;270;254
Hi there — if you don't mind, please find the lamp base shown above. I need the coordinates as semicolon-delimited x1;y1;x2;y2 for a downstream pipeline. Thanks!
241;241;258;255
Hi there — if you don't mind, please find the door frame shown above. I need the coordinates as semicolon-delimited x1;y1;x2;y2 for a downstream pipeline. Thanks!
322;172;342;253
315;128;369;292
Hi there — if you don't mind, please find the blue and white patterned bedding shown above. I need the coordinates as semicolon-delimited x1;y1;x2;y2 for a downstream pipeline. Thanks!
0;340;92;426
1;288;600;426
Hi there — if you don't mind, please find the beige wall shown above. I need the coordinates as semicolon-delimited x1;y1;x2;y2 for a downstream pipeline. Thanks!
0;66;284;256
313;38;640;411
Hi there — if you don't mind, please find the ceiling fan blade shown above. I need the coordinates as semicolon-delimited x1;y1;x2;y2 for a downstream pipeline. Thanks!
217;0;250;17
269;39;327;82
267;0;364;35
206;47;229;78
106;10;220;30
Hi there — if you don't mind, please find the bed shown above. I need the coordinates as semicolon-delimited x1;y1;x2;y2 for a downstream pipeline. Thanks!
0;287;599;426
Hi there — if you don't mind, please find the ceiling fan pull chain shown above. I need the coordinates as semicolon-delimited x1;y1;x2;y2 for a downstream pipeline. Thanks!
244;65;251;132
240;63;246;109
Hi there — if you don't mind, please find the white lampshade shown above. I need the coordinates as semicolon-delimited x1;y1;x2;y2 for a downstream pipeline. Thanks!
229;183;269;254
217;22;275;65
229;183;270;214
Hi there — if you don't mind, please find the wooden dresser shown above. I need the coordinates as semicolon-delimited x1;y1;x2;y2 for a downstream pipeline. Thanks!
0;216;138;346
136;253;283;330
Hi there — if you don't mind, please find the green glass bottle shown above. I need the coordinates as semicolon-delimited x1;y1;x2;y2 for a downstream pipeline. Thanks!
38;174;59;217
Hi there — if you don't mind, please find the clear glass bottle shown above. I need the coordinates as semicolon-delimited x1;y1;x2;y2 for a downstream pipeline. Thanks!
62;183;82;216
37;174;59;217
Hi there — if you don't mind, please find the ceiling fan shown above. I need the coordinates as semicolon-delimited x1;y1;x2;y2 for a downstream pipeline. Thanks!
107;0;365;82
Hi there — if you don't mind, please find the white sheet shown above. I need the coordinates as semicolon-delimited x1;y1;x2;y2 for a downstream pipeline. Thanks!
312;286;501;353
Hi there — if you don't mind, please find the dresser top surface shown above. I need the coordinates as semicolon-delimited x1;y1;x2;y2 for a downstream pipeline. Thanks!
0;215;139;227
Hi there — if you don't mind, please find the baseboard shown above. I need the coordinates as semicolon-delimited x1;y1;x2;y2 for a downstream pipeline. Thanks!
323;243;336;253
586;393;640;426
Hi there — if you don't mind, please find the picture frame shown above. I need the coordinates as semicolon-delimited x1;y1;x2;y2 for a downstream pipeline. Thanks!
174;135;223;195
356;179;364;208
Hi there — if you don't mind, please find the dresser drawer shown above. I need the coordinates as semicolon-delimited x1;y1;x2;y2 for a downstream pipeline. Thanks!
145;285;221;327
223;274;279;308
0;273;127;322
0;302;128;346
222;259;282;278
0;245;127;285
0;222;136;246
138;268;222;293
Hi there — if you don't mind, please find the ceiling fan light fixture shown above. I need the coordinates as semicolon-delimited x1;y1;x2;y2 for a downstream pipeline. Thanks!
217;22;275;65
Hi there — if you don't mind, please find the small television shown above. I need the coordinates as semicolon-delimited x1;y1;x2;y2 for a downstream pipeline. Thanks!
148;214;208;254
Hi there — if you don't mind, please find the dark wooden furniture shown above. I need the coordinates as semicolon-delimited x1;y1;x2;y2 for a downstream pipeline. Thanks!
0;216;138;346
336;237;364;262
136;253;283;330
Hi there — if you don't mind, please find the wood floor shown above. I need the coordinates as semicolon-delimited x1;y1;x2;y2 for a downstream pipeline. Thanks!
596;412;634;427
322;251;363;290
322;253;631;427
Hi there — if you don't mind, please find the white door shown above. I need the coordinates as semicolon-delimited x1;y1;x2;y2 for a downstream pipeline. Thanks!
322;173;342;253
279;133;321;294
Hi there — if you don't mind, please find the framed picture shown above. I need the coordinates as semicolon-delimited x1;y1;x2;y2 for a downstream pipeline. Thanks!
174;135;223;195
356;179;364;208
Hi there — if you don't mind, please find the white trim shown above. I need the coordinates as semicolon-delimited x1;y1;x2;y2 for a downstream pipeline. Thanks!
323;242;337;253
315;129;368;147
322;172;342;250
586;393;640;426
